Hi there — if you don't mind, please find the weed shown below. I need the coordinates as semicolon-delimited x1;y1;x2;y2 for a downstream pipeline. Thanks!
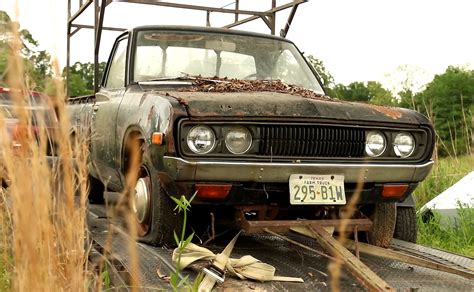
414;155;473;208
417;204;474;257
0;7;89;290
169;192;198;291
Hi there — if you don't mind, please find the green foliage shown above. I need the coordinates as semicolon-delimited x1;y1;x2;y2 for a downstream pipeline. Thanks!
414;155;473;209
65;62;106;96
100;264;111;290
417;206;474;257
403;67;473;156
414;155;473;257
366;81;395;106
305;55;334;90
0;10;52;91
331;81;395;105
170;192;198;291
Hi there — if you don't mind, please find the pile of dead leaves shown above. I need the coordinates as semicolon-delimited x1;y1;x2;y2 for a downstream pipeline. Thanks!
180;76;334;101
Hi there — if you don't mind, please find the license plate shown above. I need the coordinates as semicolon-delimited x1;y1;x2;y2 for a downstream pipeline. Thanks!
289;174;346;205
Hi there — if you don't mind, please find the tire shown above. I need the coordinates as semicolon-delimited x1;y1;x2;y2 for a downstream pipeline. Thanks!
134;159;183;247
394;207;417;243
368;202;396;248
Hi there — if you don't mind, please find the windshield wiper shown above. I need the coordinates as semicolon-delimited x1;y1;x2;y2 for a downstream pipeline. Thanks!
137;75;221;84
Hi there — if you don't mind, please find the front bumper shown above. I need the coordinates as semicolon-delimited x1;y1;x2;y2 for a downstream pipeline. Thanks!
163;157;434;183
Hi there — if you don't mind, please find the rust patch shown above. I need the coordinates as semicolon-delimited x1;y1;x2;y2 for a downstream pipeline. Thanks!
166;92;188;106
366;104;403;119
178;76;334;101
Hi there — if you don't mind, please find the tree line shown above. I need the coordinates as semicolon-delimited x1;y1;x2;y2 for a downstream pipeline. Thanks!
1;10;472;156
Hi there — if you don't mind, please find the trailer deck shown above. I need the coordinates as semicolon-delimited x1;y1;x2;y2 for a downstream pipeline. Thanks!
87;204;474;291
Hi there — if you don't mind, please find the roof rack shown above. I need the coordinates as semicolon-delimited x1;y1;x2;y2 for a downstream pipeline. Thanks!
66;0;307;93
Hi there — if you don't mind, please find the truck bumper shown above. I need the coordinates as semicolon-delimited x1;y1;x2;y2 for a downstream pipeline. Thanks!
163;157;434;183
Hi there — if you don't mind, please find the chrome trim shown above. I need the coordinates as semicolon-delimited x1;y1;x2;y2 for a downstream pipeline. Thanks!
163;157;434;183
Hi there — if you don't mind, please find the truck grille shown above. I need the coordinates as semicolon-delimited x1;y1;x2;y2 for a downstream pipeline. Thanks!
259;125;365;158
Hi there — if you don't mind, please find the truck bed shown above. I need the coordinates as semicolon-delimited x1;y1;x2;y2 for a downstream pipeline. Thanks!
87;204;474;291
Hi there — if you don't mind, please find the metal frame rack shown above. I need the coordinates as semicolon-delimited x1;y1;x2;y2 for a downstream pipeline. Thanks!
66;0;307;93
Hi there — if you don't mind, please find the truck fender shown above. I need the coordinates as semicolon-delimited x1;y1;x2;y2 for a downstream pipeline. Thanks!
397;193;416;208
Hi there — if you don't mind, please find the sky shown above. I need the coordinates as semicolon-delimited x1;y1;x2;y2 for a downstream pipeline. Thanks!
1;0;473;93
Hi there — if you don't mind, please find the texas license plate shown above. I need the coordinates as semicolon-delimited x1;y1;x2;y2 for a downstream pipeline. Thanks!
289;174;346;205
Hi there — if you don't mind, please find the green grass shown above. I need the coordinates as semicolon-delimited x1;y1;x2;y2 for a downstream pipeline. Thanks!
414;155;473;257
414;155;473;208
417;206;474;257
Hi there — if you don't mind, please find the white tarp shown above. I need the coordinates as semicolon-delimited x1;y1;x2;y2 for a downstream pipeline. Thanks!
419;171;474;224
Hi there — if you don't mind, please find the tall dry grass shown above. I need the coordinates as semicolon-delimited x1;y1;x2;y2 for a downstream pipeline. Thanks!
0;8;89;291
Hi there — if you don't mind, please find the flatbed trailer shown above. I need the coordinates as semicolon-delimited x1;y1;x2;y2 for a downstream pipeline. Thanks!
87;204;474;291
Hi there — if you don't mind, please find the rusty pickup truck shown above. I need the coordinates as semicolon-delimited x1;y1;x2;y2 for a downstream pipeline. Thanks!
68;26;435;247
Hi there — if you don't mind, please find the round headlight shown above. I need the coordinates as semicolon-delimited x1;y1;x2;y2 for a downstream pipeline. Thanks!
365;131;386;157
393;132;415;158
225;126;252;154
187;125;216;154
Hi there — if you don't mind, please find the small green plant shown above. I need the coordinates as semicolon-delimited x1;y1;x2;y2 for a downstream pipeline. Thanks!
100;264;111;290
169;192;198;291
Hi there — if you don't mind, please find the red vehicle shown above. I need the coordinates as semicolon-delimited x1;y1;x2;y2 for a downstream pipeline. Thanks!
0;87;58;185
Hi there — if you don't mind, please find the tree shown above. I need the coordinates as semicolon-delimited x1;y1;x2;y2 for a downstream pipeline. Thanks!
334;82;370;102
0;10;52;90
417;66;474;156
306;55;334;89
366;81;395;106
65;61;106;96
331;81;395;106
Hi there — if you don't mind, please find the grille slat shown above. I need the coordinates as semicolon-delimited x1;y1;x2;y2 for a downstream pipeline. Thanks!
259;125;365;158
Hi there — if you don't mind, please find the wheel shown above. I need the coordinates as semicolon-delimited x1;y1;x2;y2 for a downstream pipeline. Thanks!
87;175;104;204
368;202;396;248
133;159;183;247
394;206;417;243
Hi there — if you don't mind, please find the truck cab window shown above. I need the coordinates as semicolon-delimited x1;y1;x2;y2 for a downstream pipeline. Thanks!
105;39;128;89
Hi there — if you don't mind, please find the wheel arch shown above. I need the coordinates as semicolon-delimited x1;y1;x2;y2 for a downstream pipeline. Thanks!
121;125;147;175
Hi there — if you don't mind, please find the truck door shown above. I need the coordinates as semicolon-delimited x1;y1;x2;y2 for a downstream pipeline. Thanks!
90;36;128;189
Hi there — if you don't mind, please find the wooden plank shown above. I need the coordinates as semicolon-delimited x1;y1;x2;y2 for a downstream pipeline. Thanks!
292;226;474;280
293;225;394;291
264;229;336;261
242;218;372;234
344;240;474;280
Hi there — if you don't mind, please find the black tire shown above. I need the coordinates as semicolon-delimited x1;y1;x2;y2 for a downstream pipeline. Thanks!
394;206;417;243
87;175;104;204
368;202;396;248
135;159;183;247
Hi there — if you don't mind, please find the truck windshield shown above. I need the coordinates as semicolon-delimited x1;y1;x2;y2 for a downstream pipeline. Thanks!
134;30;324;94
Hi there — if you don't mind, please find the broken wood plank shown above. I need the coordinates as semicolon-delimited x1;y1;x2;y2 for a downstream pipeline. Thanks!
293;225;394;291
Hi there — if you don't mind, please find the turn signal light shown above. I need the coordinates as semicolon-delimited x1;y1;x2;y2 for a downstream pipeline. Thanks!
381;184;409;198
151;132;164;145
195;184;232;199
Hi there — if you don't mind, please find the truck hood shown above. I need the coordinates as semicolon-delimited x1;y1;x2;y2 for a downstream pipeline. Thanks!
163;91;428;125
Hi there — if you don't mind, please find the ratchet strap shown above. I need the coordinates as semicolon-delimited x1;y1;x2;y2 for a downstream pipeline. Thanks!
172;232;303;291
